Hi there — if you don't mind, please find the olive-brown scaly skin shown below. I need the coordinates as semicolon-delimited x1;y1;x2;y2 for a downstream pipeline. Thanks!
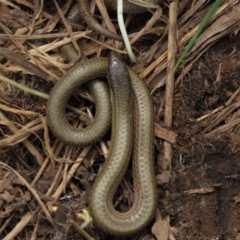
46;2;157;235
46;56;157;236
77;0;163;41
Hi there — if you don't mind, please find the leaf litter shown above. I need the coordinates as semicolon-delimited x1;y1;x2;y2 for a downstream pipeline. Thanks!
0;0;240;239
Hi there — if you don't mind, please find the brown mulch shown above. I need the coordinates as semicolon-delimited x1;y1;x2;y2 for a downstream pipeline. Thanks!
0;0;240;239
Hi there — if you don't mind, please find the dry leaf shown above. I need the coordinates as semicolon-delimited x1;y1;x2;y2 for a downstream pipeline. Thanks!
152;210;170;240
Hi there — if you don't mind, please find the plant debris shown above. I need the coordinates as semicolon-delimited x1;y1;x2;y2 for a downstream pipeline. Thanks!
0;0;240;239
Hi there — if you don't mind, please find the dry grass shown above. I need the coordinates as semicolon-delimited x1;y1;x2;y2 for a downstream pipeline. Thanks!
0;0;240;239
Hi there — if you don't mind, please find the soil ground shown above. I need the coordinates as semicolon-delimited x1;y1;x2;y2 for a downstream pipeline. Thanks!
163;33;240;240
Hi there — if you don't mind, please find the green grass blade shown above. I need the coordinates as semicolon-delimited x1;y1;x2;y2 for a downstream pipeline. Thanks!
174;0;223;72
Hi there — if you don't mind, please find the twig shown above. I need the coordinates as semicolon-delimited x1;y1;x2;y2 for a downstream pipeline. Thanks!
0;32;76;39
162;1;177;177
53;0;80;55
31;140;62;186
0;74;49;98
0;74;88;116
154;123;177;144
2;212;33;240
0;111;43;165
96;0;118;35
0;214;14;235
52;146;92;200
70;218;94;240
0;163;54;225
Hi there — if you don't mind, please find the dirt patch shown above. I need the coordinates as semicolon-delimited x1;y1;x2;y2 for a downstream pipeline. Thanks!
165;138;240;239
0;166;32;221
162;33;240;239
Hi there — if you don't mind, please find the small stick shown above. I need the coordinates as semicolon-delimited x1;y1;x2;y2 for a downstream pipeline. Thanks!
162;2;178;178
95;0;118;35
70;218;94;240
53;0;81;55
0;110;44;165
2;212;33;240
